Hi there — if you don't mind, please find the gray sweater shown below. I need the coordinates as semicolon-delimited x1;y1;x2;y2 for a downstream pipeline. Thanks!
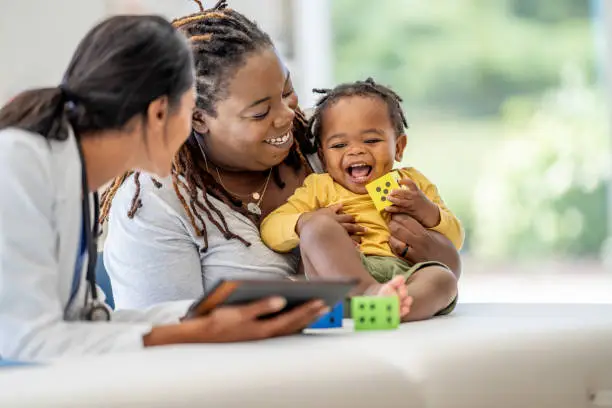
104;173;300;310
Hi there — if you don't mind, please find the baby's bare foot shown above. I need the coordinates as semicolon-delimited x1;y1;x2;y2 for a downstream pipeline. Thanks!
364;276;412;318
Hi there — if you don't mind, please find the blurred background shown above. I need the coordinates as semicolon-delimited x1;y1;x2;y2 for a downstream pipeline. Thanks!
2;0;612;303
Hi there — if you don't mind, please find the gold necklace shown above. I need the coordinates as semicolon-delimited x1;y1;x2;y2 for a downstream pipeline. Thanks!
215;167;271;216
213;167;270;201
196;138;272;216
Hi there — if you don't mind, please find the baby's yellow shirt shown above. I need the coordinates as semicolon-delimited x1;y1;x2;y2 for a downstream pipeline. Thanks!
260;167;464;257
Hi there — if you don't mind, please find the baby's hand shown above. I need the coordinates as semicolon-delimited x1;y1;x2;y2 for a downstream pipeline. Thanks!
365;276;412;318
384;178;440;228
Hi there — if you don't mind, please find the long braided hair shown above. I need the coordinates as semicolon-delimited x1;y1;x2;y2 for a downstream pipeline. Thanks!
100;0;315;252
307;77;409;147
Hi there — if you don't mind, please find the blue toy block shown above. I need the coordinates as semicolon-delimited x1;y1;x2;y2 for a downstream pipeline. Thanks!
309;302;343;329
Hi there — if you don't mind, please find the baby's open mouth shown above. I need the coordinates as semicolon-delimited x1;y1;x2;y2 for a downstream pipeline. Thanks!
346;163;373;183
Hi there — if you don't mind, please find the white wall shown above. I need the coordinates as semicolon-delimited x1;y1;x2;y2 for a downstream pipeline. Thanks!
292;0;333;108
0;0;331;108
0;0;106;102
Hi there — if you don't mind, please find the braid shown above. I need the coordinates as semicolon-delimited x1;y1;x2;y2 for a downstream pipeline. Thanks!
99;1;316;251
308;77;409;148
127;172;143;218
193;0;204;12
99;171;131;223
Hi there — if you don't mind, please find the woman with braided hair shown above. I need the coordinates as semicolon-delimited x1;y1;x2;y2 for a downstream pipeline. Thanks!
0;13;327;362
102;1;461;315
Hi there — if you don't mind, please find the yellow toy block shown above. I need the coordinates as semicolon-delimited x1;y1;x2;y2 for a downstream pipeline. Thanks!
366;171;401;211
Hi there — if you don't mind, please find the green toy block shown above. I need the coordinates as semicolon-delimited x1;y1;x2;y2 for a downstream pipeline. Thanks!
351;296;400;331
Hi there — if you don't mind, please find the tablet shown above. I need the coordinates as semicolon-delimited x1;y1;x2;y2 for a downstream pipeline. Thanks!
185;278;358;319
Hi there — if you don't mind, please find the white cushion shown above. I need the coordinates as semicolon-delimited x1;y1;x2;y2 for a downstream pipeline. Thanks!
2;303;612;408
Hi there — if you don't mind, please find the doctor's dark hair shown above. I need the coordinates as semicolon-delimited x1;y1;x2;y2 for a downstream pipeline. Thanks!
307;77;408;147
100;0;316;252
0;15;194;141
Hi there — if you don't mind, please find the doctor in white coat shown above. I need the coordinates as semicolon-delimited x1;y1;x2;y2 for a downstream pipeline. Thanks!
0;14;328;362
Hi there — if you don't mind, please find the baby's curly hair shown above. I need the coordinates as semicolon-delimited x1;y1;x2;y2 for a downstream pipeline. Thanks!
307;77;408;147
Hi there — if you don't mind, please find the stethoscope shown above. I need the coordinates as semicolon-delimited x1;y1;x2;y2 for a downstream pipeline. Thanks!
62;136;111;322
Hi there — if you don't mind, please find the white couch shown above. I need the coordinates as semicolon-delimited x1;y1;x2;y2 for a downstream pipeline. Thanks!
2;303;612;408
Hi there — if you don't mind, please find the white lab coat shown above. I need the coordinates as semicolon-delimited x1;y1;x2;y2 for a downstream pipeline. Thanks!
0;127;191;362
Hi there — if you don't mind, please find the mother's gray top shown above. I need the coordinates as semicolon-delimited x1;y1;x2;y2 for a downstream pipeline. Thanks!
104;172;302;309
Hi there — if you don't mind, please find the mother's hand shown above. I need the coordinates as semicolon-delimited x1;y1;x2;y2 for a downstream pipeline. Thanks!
297;203;365;245
388;214;461;276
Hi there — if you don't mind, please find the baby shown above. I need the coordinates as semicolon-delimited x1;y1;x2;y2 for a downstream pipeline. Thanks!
261;78;464;320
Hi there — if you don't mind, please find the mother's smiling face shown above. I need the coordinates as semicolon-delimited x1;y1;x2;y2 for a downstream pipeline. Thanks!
193;46;299;172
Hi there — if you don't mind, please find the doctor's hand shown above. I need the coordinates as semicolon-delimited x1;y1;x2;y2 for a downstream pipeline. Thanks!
143;298;329;346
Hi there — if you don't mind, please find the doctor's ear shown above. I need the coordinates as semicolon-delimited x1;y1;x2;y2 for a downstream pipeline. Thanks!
192;109;209;135
143;96;172;145
147;96;170;125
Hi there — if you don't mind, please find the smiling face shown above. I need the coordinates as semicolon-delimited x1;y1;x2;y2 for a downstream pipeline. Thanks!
193;47;298;171
319;96;407;194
